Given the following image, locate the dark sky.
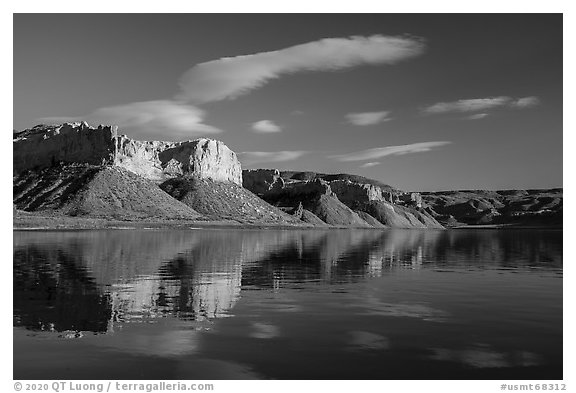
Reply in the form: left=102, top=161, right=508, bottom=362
left=13, top=14, right=562, bottom=191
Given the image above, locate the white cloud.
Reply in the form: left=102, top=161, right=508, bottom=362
left=423, top=97, right=512, bottom=114
left=239, top=151, right=307, bottom=165
left=38, top=100, right=221, bottom=140
left=467, top=113, right=489, bottom=120
left=176, top=35, right=425, bottom=103
left=511, top=96, right=541, bottom=108
left=37, top=35, right=425, bottom=139
left=345, top=111, right=392, bottom=126
left=331, top=141, right=451, bottom=162
left=423, top=96, right=541, bottom=115
left=360, top=162, right=381, bottom=168
left=251, top=120, right=282, bottom=133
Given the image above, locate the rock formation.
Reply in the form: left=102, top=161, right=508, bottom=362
left=421, top=189, right=563, bottom=227
left=159, top=177, right=302, bottom=225
left=242, top=169, right=444, bottom=229
left=14, top=122, right=242, bottom=185
left=242, top=169, right=285, bottom=195
left=13, top=164, right=201, bottom=220
left=14, top=122, right=559, bottom=228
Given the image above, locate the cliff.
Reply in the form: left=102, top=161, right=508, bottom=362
left=13, top=122, right=242, bottom=185
left=14, top=122, right=557, bottom=229
left=12, top=122, right=306, bottom=225
left=242, top=169, right=444, bottom=229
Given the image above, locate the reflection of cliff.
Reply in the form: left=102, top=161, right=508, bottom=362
left=13, top=229, right=562, bottom=334
left=13, top=246, right=112, bottom=332
left=13, top=230, right=304, bottom=332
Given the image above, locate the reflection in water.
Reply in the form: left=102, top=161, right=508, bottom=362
left=348, top=331, right=390, bottom=351
left=13, top=229, right=562, bottom=333
left=13, top=228, right=562, bottom=379
left=430, top=345, right=542, bottom=369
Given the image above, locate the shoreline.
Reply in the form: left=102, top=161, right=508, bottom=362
left=13, top=213, right=561, bottom=231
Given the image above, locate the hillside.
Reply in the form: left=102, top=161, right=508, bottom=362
left=159, top=177, right=304, bottom=225
left=14, top=164, right=201, bottom=220
left=421, top=189, right=562, bottom=227
left=243, top=170, right=444, bottom=229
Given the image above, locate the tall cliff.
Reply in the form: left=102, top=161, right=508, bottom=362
left=13, top=122, right=243, bottom=185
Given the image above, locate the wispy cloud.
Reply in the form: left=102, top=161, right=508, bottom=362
left=467, top=113, right=489, bottom=120
left=345, top=111, right=392, bottom=126
left=360, top=162, right=381, bottom=168
left=38, top=100, right=221, bottom=140
left=423, top=97, right=511, bottom=114
left=511, top=96, right=540, bottom=108
left=331, top=141, right=451, bottom=162
left=42, top=35, right=425, bottom=139
left=176, top=35, right=425, bottom=103
left=239, top=151, right=308, bottom=165
left=251, top=120, right=282, bottom=133
left=423, top=96, right=540, bottom=115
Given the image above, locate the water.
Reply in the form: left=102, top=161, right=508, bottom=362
left=13, top=228, right=562, bottom=379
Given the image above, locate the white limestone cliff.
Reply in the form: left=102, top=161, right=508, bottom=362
left=13, top=122, right=243, bottom=185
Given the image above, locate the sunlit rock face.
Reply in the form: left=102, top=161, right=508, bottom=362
left=115, top=136, right=242, bottom=184
left=329, top=180, right=389, bottom=204
left=13, top=122, right=116, bottom=173
left=13, top=122, right=243, bottom=185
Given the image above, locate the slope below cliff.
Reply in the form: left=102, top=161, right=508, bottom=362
left=14, top=164, right=201, bottom=220
left=159, top=177, right=304, bottom=225
left=243, top=169, right=444, bottom=229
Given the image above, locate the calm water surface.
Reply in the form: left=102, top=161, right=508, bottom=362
left=13, top=228, right=562, bottom=379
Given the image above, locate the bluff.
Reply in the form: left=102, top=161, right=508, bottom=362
left=13, top=122, right=242, bottom=184
left=242, top=169, right=444, bottom=229
left=13, top=122, right=299, bottom=225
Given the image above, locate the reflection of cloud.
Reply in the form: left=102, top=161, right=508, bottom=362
left=331, top=141, right=451, bottom=162
left=100, top=319, right=202, bottom=357
left=430, top=346, right=541, bottom=369
left=349, top=331, right=390, bottom=350
left=359, top=302, right=448, bottom=321
left=250, top=322, right=280, bottom=339
left=352, top=293, right=448, bottom=322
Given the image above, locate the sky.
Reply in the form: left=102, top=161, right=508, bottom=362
left=13, top=14, right=563, bottom=191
